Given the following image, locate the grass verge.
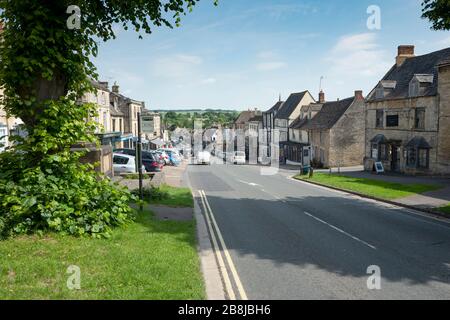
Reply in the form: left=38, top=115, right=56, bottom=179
left=437, top=204, right=450, bottom=215
left=295, top=173, right=441, bottom=200
left=0, top=208, right=204, bottom=300
left=150, top=185, right=194, bottom=208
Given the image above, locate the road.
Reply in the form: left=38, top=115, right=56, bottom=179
left=188, top=160, right=450, bottom=300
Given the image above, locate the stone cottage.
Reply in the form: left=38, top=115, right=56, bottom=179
left=364, top=45, right=450, bottom=175
left=300, top=91, right=366, bottom=168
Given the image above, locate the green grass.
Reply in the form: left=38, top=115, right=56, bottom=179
left=0, top=209, right=204, bottom=300
left=151, top=185, right=194, bottom=208
left=295, top=173, right=442, bottom=200
left=437, top=204, right=450, bottom=215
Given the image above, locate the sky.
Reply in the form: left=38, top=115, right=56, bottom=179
left=93, top=0, right=450, bottom=111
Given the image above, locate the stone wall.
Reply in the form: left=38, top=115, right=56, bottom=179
left=329, top=98, right=365, bottom=167
left=71, top=143, right=114, bottom=177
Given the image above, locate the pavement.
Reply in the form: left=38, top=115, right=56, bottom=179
left=188, top=161, right=450, bottom=300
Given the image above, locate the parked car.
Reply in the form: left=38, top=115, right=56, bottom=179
left=197, top=151, right=211, bottom=165
left=233, top=151, right=246, bottom=165
left=158, top=148, right=182, bottom=166
left=113, top=153, right=146, bottom=175
left=114, top=149, right=162, bottom=172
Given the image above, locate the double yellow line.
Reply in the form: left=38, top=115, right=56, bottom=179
left=198, top=190, right=248, bottom=300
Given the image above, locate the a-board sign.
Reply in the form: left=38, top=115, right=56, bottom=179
left=375, top=162, right=384, bottom=174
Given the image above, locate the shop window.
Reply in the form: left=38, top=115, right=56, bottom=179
left=379, top=144, right=388, bottom=161
left=407, top=148, right=417, bottom=167
left=418, top=148, right=429, bottom=169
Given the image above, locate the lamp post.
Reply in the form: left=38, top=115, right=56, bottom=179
left=137, top=112, right=144, bottom=211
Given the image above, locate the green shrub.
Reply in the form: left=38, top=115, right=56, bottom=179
left=0, top=151, right=136, bottom=239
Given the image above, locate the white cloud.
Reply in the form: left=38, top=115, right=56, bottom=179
left=256, top=61, right=287, bottom=71
left=201, top=78, right=217, bottom=85
left=257, top=50, right=277, bottom=60
left=327, top=33, right=391, bottom=77
left=151, top=54, right=203, bottom=79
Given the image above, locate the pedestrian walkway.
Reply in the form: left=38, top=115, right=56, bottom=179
left=164, top=160, right=188, bottom=187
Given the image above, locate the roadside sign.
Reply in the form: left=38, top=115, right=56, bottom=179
left=141, top=115, right=155, bottom=134
left=375, top=162, right=384, bottom=174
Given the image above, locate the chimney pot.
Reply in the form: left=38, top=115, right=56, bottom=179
left=319, top=90, right=325, bottom=103
left=112, top=83, right=119, bottom=93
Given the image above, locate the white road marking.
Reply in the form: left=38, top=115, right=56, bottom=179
left=198, top=190, right=236, bottom=300
left=201, top=190, right=249, bottom=300
left=237, top=179, right=260, bottom=187
left=303, top=211, right=377, bottom=250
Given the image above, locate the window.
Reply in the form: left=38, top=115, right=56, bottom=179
left=371, top=144, right=378, bottom=159
left=113, top=155, right=129, bottom=165
left=112, top=119, right=116, bottom=132
left=418, top=149, right=429, bottom=168
left=379, top=144, right=387, bottom=160
left=386, top=114, right=399, bottom=127
left=407, top=148, right=417, bottom=167
left=376, top=110, right=384, bottom=128
left=415, top=108, right=425, bottom=130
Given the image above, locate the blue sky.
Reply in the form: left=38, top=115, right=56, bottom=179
left=93, top=0, right=450, bottom=111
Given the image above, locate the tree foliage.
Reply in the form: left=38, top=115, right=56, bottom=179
left=422, top=0, right=450, bottom=30
left=0, top=0, right=212, bottom=238
left=164, top=111, right=238, bottom=130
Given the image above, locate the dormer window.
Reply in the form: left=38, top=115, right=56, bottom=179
left=409, top=74, right=433, bottom=98
left=375, top=80, right=397, bottom=99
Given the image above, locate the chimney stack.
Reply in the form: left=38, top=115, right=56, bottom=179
left=112, top=82, right=119, bottom=93
left=396, top=45, right=415, bottom=67
left=355, top=90, right=364, bottom=101
left=318, top=90, right=325, bottom=103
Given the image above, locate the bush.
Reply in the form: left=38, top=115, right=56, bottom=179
left=0, top=151, right=135, bottom=239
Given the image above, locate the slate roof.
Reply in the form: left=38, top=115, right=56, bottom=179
left=367, top=47, right=450, bottom=101
left=299, top=97, right=354, bottom=130
left=248, top=115, right=263, bottom=122
left=264, top=101, right=284, bottom=114
left=275, top=91, right=312, bottom=120
left=234, top=111, right=260, bottom=124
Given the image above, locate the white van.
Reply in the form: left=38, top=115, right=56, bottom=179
left=233, top=151, right=246, bottom=165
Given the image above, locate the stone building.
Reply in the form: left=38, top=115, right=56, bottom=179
left=364, top=45, right=450, bottom=175
left=109, top=83, right=145, bottom=148
left=0, top=89, right=24, bottom=151
left=233, top=109, right=261, bottom=131
left=300, top=91, right=366, bottom=168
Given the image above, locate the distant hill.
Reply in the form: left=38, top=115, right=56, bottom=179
left=155, top=109, right=238, bottom=114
